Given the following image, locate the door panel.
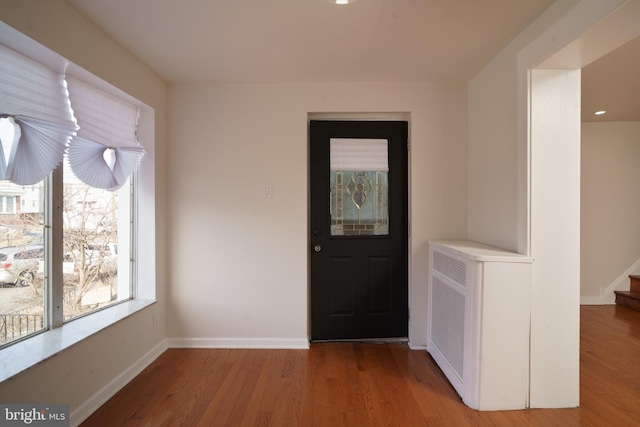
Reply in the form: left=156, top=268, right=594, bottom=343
left=368, top=256, right=392, bottom=314
left=310, top=120, right=408, bottom=341
left=329, top=257, right=354, bottom=315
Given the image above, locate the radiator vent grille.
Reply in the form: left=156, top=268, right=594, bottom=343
left=433, top=251, right=466, bottom=287
left=431, top=275, right=465, bottom=379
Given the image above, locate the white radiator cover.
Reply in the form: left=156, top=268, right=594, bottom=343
left=427, top=240, right=533, bottom=410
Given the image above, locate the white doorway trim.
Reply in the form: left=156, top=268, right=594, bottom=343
left=306, top=112, right=415, bottom=344
left=518, top=0, right=640, bottom=408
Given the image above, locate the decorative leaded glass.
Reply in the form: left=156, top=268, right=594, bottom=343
left=329, top=139, right=389, bottom=236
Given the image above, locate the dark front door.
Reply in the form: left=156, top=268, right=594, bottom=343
left=310, top=120, right=408, bottom=341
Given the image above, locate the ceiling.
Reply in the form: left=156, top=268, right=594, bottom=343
left=581, top=35, right=640, bottom=122
left=66, top=0, right=554, bottom=83
left=65, top=0, right=638, bottom=121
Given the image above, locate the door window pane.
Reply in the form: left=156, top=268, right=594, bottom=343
left=330, top=139, right=389, bottom=236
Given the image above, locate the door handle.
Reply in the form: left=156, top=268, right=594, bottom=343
left=314, top=245, right=322, bottom=252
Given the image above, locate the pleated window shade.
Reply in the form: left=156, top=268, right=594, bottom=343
left=330, top=138, right=389, bottom=171
left=66, top=77, right=144, bottom=191
left=0, top=44, right=145, bottom=190
left=0, top=44, right=77, bottom=185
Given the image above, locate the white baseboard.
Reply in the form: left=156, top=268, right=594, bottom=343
left=167, top=337, right=310, bottom=349
left=70, top=339, right=168, bottom=427
left=580, top=296, right=614, bottom=305
left=408, top=342, right=427, bottom=351
left=581, top=257, right=640, bottom=305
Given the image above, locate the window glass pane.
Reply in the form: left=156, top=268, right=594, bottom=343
left=62, top=159, right=131, bottom=321
left=330, top=139, right=389, bottom=236
left=0, top=118, right=45, bottom=346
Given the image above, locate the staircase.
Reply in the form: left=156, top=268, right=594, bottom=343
left=614, top=275, right=640, bottom=311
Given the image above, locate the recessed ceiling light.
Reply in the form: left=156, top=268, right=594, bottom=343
left=594, top=110, right=607, bottom=116
left=328, top=0, right=358, bottom=4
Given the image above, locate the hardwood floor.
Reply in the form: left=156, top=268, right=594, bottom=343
left=81, top=306, right=640, bottom=426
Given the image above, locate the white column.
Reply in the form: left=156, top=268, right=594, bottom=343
left=529, top=69, right=581, bottom=408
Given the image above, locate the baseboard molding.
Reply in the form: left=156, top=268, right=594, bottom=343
left=582, top=257, right=640, bottom=305
left=167, top=337, right=310, bottom=349
left=70, top=339, right=168, bottom=427
left=580, top=296, right=614, bottom=305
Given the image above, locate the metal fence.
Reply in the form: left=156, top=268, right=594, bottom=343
left=0, top=313, right=44, bottom=345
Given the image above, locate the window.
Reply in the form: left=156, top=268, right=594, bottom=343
left=0, top=36, right=145, bottom=349
left=0, top=120, right=46, bottom=344
left=0, top=119, right=133, bottom=347
left=62, top=158, right=132, bottom=322
left=5, top=195, right=14, bottom=214
left=330, top=138, right=389, bottom=236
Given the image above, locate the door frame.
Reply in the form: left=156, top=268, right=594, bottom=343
left=307, top=112, right=412, bottom=342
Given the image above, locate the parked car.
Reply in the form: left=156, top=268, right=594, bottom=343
left=65, top=242, right=118, bottom=281
left=0, top=242, right=118, bottom=286
left=0, top=245, right=44, bottom=286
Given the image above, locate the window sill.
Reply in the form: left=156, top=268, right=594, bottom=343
left=0, top=299, right=156, bottom=383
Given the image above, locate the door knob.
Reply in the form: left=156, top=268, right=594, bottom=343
left=314, top=245, right=322, bottom=252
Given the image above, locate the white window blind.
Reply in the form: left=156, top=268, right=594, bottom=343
left=66, top=77, right=144, bottom=191
left=0, top=44, right=77, bottom=185
left=330, top=138, right=389, bottom=171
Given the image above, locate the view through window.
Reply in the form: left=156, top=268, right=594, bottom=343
left=0, top=118, right=45, bottom=345
left=0, top=117, right=132, bottom=347
left=62, top=157, right=131, bottom=322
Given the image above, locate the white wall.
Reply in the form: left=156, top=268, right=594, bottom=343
left=582, top=122, right=640, bottom=302
left=467, top=0, right=586, bottom=253
left=467, top=48, right=521, bottom=252
left=0, top=0, right=168, bottom=422
left=167, top=82, right=468, bottom=348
